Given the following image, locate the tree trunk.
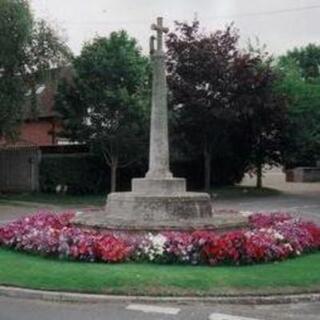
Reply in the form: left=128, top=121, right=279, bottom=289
left=110, top=164, right=117, bottom=193
left=256, top=162, right=263, bottom=189
left=204, top=147, right=211, bottom=192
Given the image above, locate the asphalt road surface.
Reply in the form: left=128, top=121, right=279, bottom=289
left=0, top=297, right=319, bottom=320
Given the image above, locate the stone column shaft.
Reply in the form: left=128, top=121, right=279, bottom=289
left=146, top=51, right=172, bottom=179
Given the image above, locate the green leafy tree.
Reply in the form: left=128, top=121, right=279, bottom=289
left=55, top=32, right=150, bottom=192
left=279, top=44, right=320, bottom=81
left=0, top=0, right=32, bottom=139
left=25, top=19, right=72, bottom=116
left=0, top=0, right=71, bottom=140
left=241, top=47, right=288, bottom=188
left=275, top=56, right=320, bottom=168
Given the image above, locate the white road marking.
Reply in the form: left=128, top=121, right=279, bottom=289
left=209, top=313, right=261, bottom=320
left=126, top=304, right=180, bottom=315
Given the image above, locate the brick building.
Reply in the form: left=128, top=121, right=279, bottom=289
left=1, top=67, right=72, bottom=148
left=0, top=68, right=79, bottom=192
left=20, top=79, right=62, bottom=146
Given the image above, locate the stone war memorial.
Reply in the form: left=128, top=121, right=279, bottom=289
left=75, top=17, right=247, bottom=231
left=1, top=5, right=320, bottom=316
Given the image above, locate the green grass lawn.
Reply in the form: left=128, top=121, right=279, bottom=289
left=0, top=193, right=105, bottom=207
left=210, top=186, right=281, bottom=200
left=0, top=186, right=280, bottom=208
left=0, top=248, right=319, bottom=296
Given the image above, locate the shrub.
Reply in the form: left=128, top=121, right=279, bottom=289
left=39, top=155, right=108, bottom=195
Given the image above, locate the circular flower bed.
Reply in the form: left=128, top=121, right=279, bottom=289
left=0, top=211, right=319, bottom=265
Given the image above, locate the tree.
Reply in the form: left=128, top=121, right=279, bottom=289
left=0, top=0, right=32, bottom=139
left=55, top=32, right=150, bottom=192
left=279, top=44, right=320, bottom=81
left=25, top=19, right=72, bottom=116
left=0, top=0, right=71, bottom=139
left=237, top=47, right=288, bottom=188
left=166, top=21, right=287, bottom=190
left=167, top=21, right=244, bottom=191
left=275, top=56, right=320, bottom=168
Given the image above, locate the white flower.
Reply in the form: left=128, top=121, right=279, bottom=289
left=187, top=245, right=193, bottom=252
left=141, top=233, right=167, bottom=261
left=284, top=243, right=293, bottom=251
left=245, top=231, right=253, bottom=238
left=274, top=232, right=284, bottom=241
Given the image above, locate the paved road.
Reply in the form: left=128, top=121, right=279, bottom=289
left=0, top=297, right=319, bottom=320
left=0, top=202, right=77, bottom=224
left=1, top=192, right=320, bottom=224
left=237, top=170, right=320, bottom=222
left=1, top=169, right=320, bottom=223
left=3, top=195, right=318, bottom=225
left=214, top=193, right=320, bottom=223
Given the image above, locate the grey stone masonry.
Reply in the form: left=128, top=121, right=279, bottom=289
left=132, top=178, right=186, bottom=195
left=106, top=192, right=212, bottom=221
left=146, top=17, right=171, bottom=179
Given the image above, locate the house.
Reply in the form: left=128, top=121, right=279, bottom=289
left=0, top=67, right=87, bottom=193
left=12, top=67, right=72, bottom=147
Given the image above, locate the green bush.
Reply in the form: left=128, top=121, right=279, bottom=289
left=172, top=157, right=245, bottom=189
left=39, top=155, right=108, bottom=195
left=39, top=152, right=244, bottom=195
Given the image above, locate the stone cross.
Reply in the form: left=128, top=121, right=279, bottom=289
left=146, top=17, right=172, bottom=179
left=151, top=17, right=169, bottom=52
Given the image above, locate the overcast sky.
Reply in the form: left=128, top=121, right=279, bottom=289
left=31, top=0, right=320, bottom=56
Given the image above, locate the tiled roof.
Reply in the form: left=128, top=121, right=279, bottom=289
left=23, top=67, right=73, bottom=120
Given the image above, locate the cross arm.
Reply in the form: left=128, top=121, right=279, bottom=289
left=151, top=24, right=169, bottom=33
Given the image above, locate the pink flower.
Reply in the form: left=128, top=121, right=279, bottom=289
left=0, top=211, right=319, bottom=265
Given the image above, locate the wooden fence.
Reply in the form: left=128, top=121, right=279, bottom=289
left=0, top=147, right=41, bottom=192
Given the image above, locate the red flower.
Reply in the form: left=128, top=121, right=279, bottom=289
left=95, top=235, right=132, bottom=262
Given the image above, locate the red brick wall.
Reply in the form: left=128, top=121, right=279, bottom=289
left=19, top=119, right=61, bottom=146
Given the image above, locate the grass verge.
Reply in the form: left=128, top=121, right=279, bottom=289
left=0, top=187, right=280, bottom=208
left=210, top=186, right=281, bottom=200
left=0, top=248, right=319, bottom=296
left=0, top=193, right=105, bottom=207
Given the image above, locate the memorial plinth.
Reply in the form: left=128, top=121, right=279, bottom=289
left=107, top=188, right=212, bottom=222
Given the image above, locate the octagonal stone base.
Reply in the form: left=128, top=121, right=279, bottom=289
left=73, top=210, right=249, bottom=232
left=106, top=191, right=212, bottom=221
left=72, top=177, right=248, bottom=231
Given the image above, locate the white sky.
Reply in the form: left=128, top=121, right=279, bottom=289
left=31, top=0, right=320, bottom=56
